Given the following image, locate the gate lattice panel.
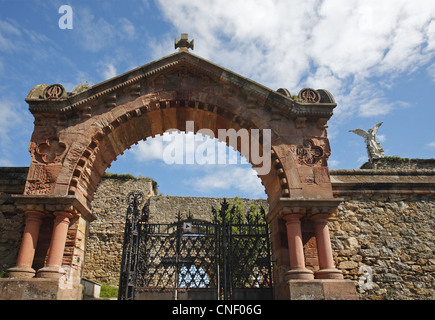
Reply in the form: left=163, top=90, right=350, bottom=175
left=119, top=194, right=273, bottom=300
left=136, top=218, right=219, bottom=299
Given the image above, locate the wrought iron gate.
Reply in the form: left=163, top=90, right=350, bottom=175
left=118, top=191, right=146, bottom=300
left=119, top=193, right=273, bottom=300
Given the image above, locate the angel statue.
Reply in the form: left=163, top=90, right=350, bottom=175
left=349, top=122, right=385, bottom=161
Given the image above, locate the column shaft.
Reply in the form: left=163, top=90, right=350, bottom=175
left=37, top=212, right=72, bottom=278
left=313, top=217, right=343, bottom=279
left=283, top=215, right=314, bottom=280
left=314, top=219, right=335, bottom=269
left=285, top=217, right=306, bottom=269
left=8, top=212, right=45, bottom=278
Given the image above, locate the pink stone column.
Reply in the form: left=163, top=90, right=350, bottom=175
left=7, top=211, right=45, bottom=278
left=283, top=214, right=314, bottom=280
left=313, top=217, right=343, bottom=279
left=37, top=211, right=73, bottom=278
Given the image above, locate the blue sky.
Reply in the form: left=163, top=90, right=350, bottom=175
left=0, top=0, right=434, bottom=199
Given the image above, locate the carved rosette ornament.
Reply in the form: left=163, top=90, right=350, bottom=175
left=296, top=139, right=324, bottom=165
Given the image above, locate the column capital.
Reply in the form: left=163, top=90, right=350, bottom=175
left=309, top=204, right=340, bottom=221
left=12, top=194, right=97, bottom=222
left=53, top=211, right=74, bottom=220
left=24, top=210, right=47, bottom=220
left=310, top=214, right=331, bottom=222
left=281, top=207, right=306, bottom=221
left=283, top=216, right=303, bottom=224
left=267, top=198, right=343, bottom=222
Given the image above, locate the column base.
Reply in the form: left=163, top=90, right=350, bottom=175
left=285, top=268, right=314, bottom=280
left=7, top=266, right=36, bottom=278
left=37, top=266, right=66, bottom=279
left=287, top=279, right=358, bottom=300
left=315, top=268, right=344, bottom=280
left=0, top=278, right=83, bottom=300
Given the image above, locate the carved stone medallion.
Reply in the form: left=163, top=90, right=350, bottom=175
left=44, top=84, right=65, bottom=100
left=36, top=139, right=67, bottom=163
left=296, top=139, right=324, bottom=165
left=298, top=88, right=320, bottom=103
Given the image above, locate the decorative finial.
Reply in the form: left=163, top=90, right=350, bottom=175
left=349, top=122, right=385, bottom=161
left=175, top=33, right=194, bottom=52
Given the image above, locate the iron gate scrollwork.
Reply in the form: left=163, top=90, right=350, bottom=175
left=119, top=196, right=273, bottom=300
left=118, top=191, right=148, bottom=300
left=215, top=200, right=273, bottom=300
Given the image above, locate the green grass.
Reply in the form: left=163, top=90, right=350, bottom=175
left=102, top=172, right=159, bottom=194
left=103, top=172, right=140, bottom=180
left=100, top=285, right=119, bottom=298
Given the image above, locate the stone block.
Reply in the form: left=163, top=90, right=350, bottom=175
left=81, top=278, right=101, bottom=299
left=287, top=279, right=358, bottom=300
left=0, top=278, right=83, bottom=300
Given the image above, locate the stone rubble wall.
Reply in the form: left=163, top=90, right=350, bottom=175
left=331, top=194, right=434, bottom=300
left=81, top=175, right=434, bottom=300
left=360, top=158, right=435, bottom=170
left=0, top=168, right=27, bottom=275
left=1, top=166, right=434, bottom=300
left=146, top=195, right=268, bottom=224
left=81, top=177, right=156, bottom=283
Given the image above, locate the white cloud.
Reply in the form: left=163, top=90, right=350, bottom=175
left=75, top=9, right=138, bottom=52
left=184, top=166, right=265, bottom=198
left=428, top=62, right=435, bottom=82
left=377, top=135, right=386, bottom=143
left=99, top=62, right=117, bottom=80
left=131, top=132, right=249, bottom=165
left=358, top=96, right=410, bottom=118
left=358, top=98, right=394, bottom=117
left=131, top=137, right=165, bottom=162
left=0, top=18, right=52, bottom=58
left=0, top=158, right=13, bottom=166
left=129, top=134, right=265, bottom=197
left=75, top=8, right=117, bottom=52
left=155, top=0, right=435, bottom=120
left=0, top=98, right=32, bottom=166
left=427, top=142, right=435, bottom=148
left=0, top=99, right=24, bottom=146
left=327, top=159, right=340, bottom=168
left=0, top=19, right=22, bottom=52
left=119, top=18, right=136, bottom=40
left=357, top=155, right=368, bottom=164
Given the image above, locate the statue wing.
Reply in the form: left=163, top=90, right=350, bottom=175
left=372, top=122, right=383, bottom=135
left=349, top=129, right=368, bottom=138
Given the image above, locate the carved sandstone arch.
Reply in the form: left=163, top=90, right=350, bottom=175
left=9, top=50, right=353, bottom=299
left=24, top=52, right=336, bottom=207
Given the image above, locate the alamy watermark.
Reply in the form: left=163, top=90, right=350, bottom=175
left=160, top=121, right=271, bottom=175
left=59, top=5, right=73, bottom=30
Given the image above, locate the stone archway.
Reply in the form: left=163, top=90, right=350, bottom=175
left=6, top=37, right=356, bottom=299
